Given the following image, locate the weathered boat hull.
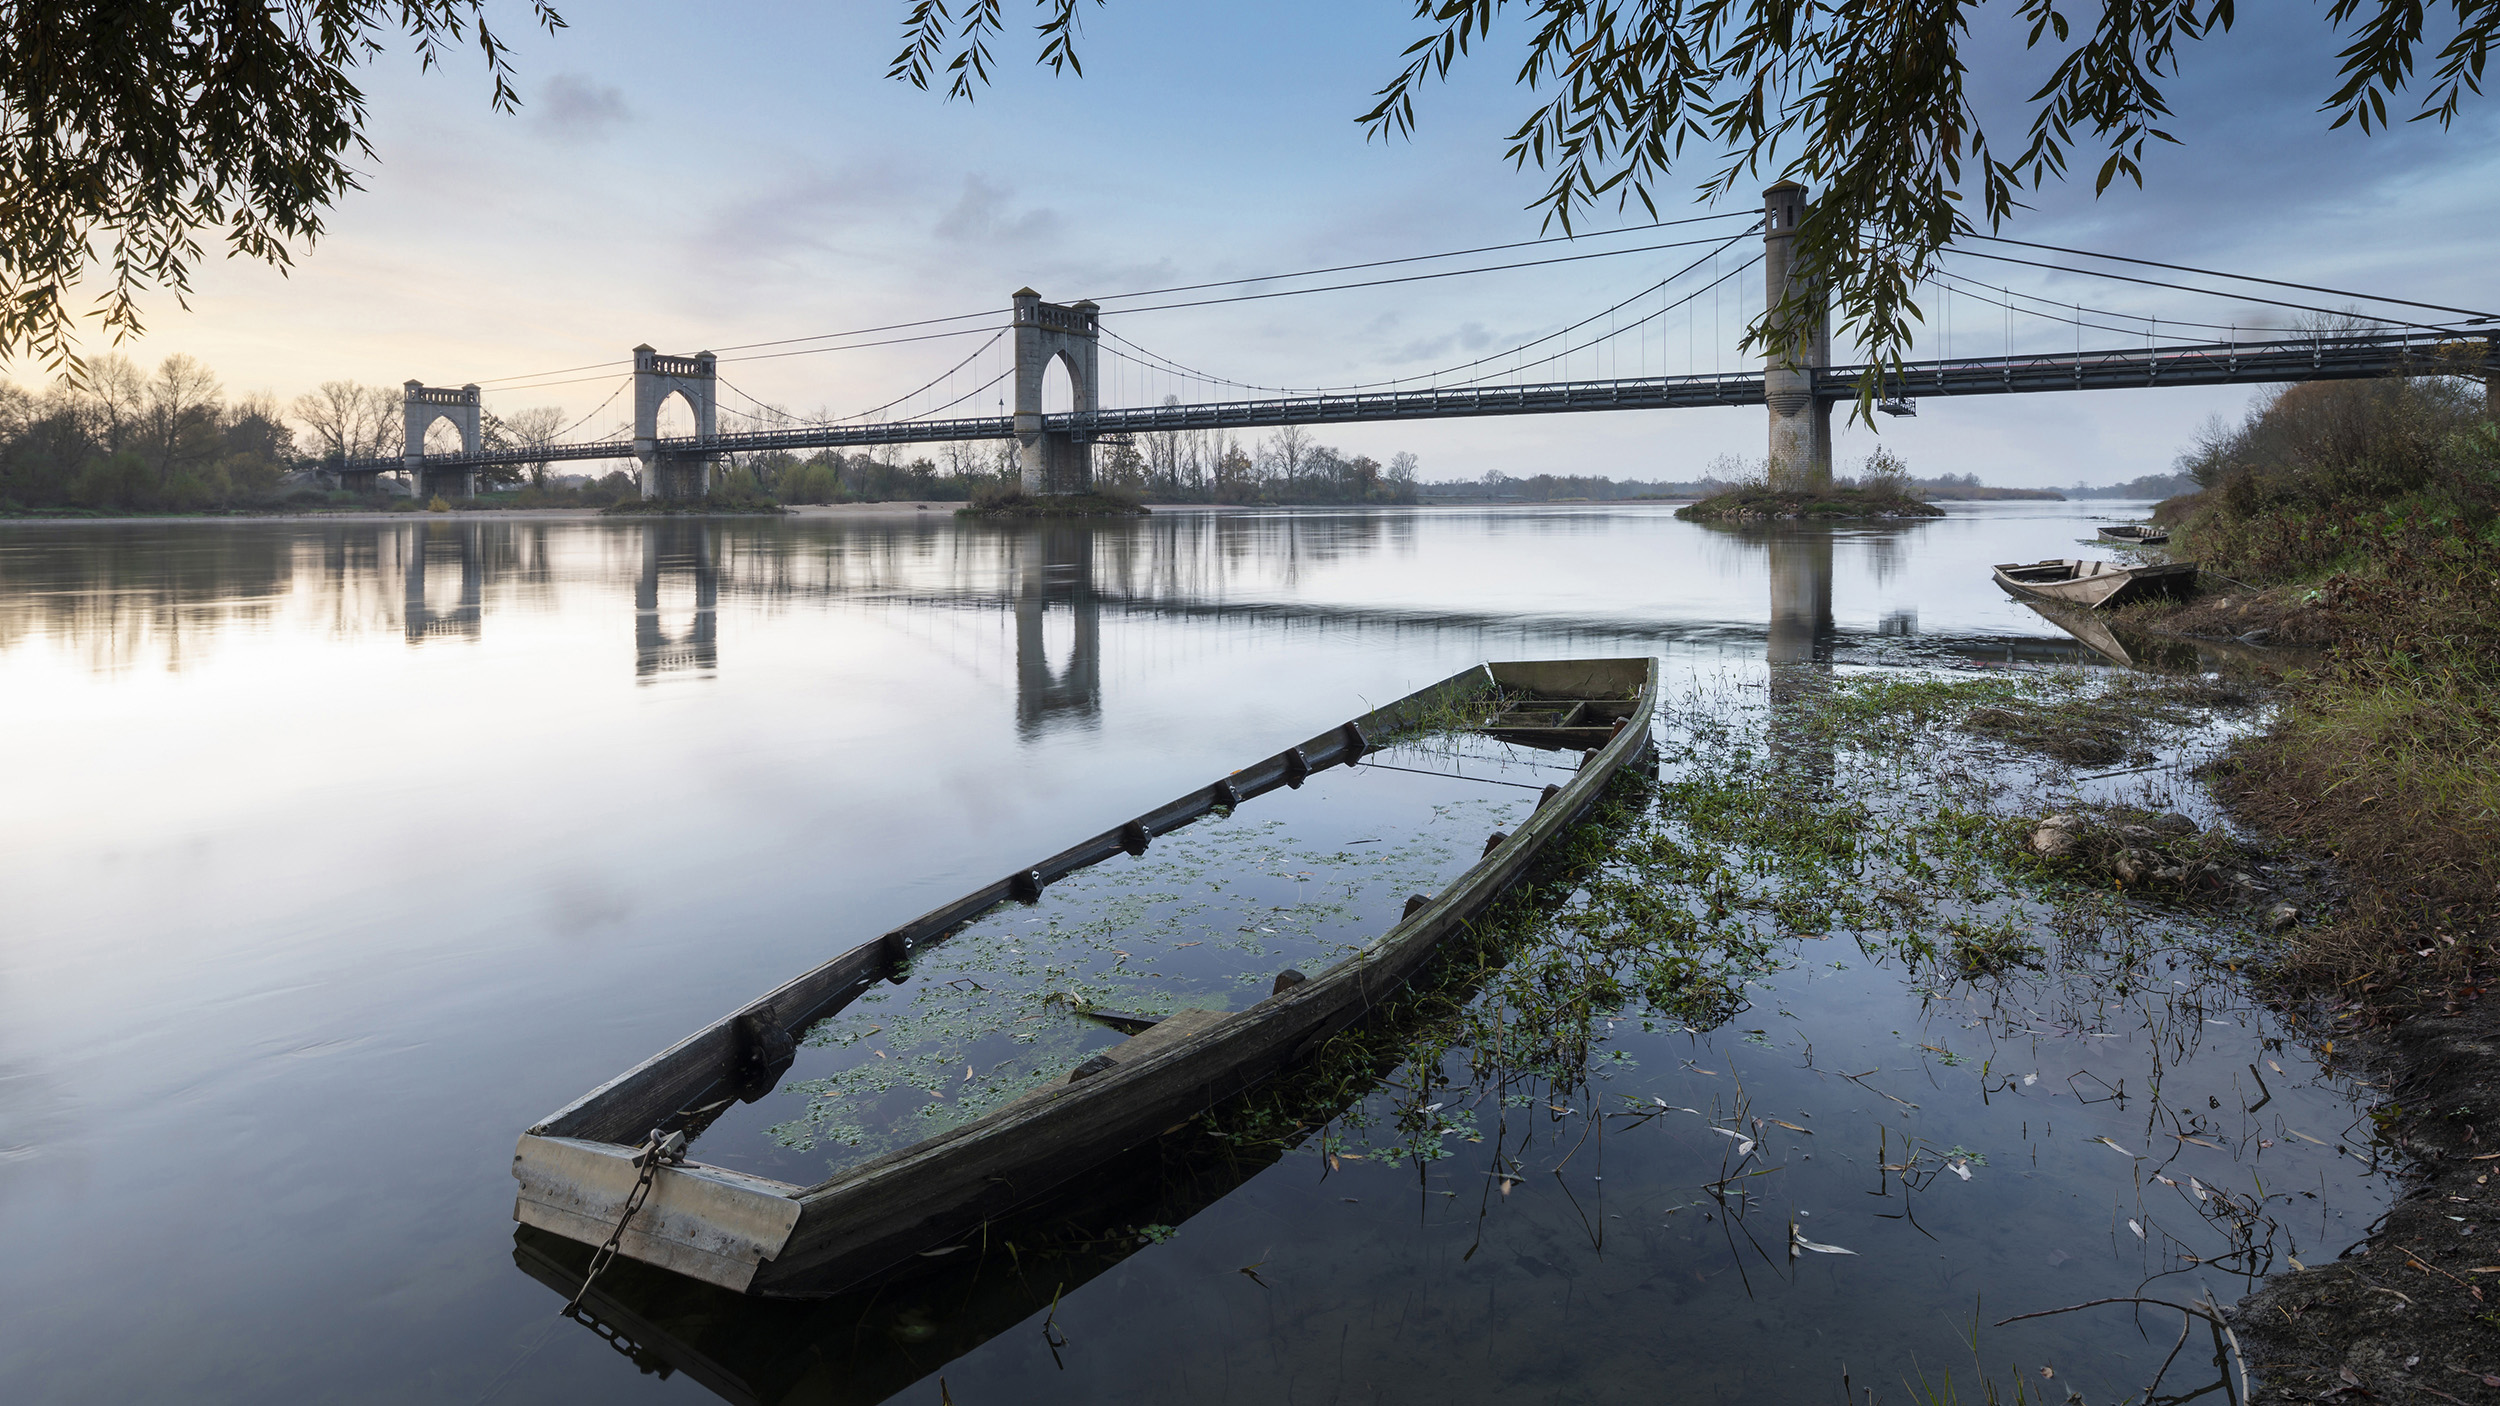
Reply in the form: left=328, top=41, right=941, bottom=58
left=515, top=658, right=1657, bottom=1297
left=2097, top=524, right=2170, bottom=545
left=1992, top=558, right=2197, bottom=609
left=2018, top=600, right=2138, bottom=667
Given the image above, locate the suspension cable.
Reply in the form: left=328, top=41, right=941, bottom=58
left=829, top=329, right=1007, bottom=422
left=1098, top=251, right=1766, bottom=398
left=463, top=214, right=1754, bottom=388
left=1098, top=226, right=1760, bottom=396
left=1923, top=268, right=2234, bottom=341
left=1968, top=235, right=2498, bottom=323
left=1093, top=231, right=1765, bottom=319
left=1941, top=248, right=2458, bottom=333
left=539, top=379, right=632, bottom=441
left=1080, top=210, right=1753, bottom=305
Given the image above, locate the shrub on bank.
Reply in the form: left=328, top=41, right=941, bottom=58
left=958, top=482, right=1149, bottom=518
left=1674, top=483, right=1944, bottom=522
left=2158, top=375, right=2500, bottom=1005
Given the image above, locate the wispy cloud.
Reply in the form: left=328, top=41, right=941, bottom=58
left=936, top=176, right=1061, bottom=247
left=532, top=75, right=631, bottom=139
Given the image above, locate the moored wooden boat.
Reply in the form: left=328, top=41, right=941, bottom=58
left=2096, top=523, right=2170, bottom=545
left=513, top=657, right=1658, bottom=1298
left=1992, top=557, right=2197, bottom=609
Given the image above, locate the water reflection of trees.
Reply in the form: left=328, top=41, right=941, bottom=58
left=3, top=511, right=2094, bottom=692
left=0, top=521, right=581, bottom=672
left=0, top=526, right=302, bottom=672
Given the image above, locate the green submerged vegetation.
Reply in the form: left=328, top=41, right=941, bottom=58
left=738, top=664, right=2367, bottom=1402
left=778, top=663, right=2303, bottom=1176
left=768, top=792, right=1519, bottom=1159
left=1209, top=668, right=2295, bottom=1170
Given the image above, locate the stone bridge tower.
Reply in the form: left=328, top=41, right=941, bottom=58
left=1762, top=182, right=1834, bottom=490
left=632, top=346, right=720, bottom=500
left=1011, top=290, right=1100, bottom=495
left=403, top=383, right=483, bottom=499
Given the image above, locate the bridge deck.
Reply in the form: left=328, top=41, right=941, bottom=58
left=345, top=331, right=2486, bottom=473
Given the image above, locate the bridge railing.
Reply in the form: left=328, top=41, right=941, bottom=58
left=337, top=329, right=2481, bottom=472
left=1840, top=328, right=2483, bottom=399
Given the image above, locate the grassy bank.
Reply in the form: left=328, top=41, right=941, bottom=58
left=2128, top=376, right=2500, bottom=1009
left=2105, top=373, right=2500, bottom=1405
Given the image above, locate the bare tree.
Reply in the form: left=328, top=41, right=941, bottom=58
left=1269, top=424, right=1311, bottom=491
left=72, top=354, right=148, bottom=454
left=292, top=381, right=400, bottom=464
left=489, top=404, right=567, bottom=488
left=143, top=354, right=223, bottom=482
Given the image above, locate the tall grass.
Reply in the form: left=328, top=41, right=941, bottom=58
left=2169, top=374, right=2500, bottom=1000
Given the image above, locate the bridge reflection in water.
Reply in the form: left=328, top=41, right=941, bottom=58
left=635, top=521, right=719, bottom=681
left=1013, top=524, right=1102, bottom=736
left=402, top=521, right=484, bottom=643
left=1763, top=526, right=1839, bottom=790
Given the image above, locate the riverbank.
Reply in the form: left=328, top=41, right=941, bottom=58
left=2107, top=377, right=2500, bottom=1401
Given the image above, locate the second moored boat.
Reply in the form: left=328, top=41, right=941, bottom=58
left=1992, top=557, right=2198, bottom=609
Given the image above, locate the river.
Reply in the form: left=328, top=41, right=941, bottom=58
left=0, top=503, right=2388, bottom=1403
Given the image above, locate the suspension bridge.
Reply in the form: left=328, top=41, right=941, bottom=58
left=341, top=182, right=2495, bottom=501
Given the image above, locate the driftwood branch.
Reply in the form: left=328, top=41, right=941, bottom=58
left=1995, top=1293, right=2252, bottom=1405
left=1993, top=1295, right=2224, bottom=1328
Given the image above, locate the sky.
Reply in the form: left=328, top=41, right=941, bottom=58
left=20, top=0, right=2499, bottom=487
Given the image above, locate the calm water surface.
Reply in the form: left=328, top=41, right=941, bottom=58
left=0, top=504, right=2386, bottom=1402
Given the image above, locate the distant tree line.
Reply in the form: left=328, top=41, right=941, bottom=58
left=1, top=355, right=296, bottom=511
left=2064, top=471, right=2201, bottom=500
left=0, top=357, right=590, bottom=513
left=0, top=353, right=1432, bottom=514
left=1097, top=418, right=1418, bottom=505
left=719, top=414, right=1421, bottom=507
left=1421, top=460, right=2222, bottom=503
left=1419, top=469, right=1724, bottom=502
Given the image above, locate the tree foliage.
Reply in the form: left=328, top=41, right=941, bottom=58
left=0, top=1, right=566, bottom=375
left=890, top=0, right=2493, bottom=398
left=0, top=352, right=303, bottom=510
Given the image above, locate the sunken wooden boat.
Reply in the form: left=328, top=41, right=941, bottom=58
left=1992, top=557, right=2198, bottom=609
left=2096, top=523, right=2170, bottom=545
left=514, top=657, right=1658, bottom=1297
